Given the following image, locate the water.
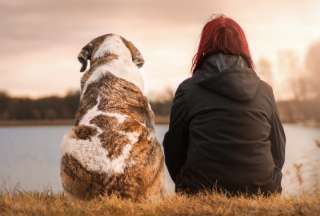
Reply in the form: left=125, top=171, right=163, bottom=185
left=0, top=124, right=319, bottom=195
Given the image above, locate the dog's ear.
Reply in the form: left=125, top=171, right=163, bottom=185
left=121, top=37, right=144, bottom=68
left=78, top=43, right=94, bottom=72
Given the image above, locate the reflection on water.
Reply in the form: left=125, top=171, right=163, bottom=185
left=0, top=124, right=319, bottom=195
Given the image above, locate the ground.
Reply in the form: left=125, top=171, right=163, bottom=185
left=1, top=191, right=320, bottom=216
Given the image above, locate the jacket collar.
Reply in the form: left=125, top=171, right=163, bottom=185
left=194, top=53, right=260, bottom=101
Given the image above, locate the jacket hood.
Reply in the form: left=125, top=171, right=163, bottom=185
left=194, top=53, right=260, bottom=101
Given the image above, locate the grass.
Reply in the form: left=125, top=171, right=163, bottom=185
left=1, top=191, right=320, bottom=216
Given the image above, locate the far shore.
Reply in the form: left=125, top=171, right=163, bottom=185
left=0, top=116, right=170, bottom=127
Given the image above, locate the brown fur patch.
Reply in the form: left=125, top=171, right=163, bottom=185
left=90, top=115, right=131, bottom=159
left=96, top=73, right=152, bottom=125
left=90, top=53, right=119, bottom=70
left=74, top=125, right=97, bottom=140
left=80, top=69, right=94, bottom=91
left=61, top=154, right=108, bottom=200
left=78, top=34, right=113, bottom=72
left=120, top=36, right=144, bottom=67
left=61, top=152, right=163, bottom=201
left=75, top=82, right=100, bottom=125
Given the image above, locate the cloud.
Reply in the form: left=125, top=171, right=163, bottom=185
left=1, top=0, right=320, bottom=97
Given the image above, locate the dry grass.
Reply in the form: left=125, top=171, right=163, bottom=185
left=1, top=191, right=320, bottom=216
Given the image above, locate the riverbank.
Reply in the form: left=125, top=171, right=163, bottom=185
left=1, top=192, right=319, bottom=216
left=1, top=118, right=320, bottom=128
left=0, top=116, right=170, bottom=127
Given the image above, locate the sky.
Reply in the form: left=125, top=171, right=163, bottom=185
left=1, top=0, right=320, bottom=99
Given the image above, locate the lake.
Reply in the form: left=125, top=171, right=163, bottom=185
left=0, top=124, right=319, bottom=196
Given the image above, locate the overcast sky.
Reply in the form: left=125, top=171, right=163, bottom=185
left=1, top=0, right=320, bottom=98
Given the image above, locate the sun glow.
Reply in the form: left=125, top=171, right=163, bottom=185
left=1, top=0, right=320, bottom=100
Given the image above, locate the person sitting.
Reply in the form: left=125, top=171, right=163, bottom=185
left=163, top=15, right=286, bottom=196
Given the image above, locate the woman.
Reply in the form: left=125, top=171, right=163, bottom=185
left=163, top=15, right=286, bottom=196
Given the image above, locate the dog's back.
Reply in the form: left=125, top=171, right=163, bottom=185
left=60, top=34, right=165, bottom=200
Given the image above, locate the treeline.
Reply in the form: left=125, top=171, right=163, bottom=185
left=277, top=97, right=320, bottom=125
left=0, top=91, right=79, bottom=120
left=0, top=91, right=172, bottom=120
left=0, top=90, right=319, bottom=125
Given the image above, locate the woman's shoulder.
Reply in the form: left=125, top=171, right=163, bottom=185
left=176, top=77, right=197, bottom=92
left=172, top=78, right=194, bottom=105
left=258, top=80, right=275, bottom=99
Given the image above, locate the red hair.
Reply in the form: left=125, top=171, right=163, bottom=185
left=191, top=15, right=254, bottom=74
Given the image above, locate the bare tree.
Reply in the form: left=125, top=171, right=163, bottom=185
left=257, top=58, right=273, bottom=87
left=305, top=40, right=320, bottom=98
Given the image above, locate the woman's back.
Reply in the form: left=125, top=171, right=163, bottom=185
left=163, top=15, right=285, bottom=196
left=170, top=53, right=283, bottom=194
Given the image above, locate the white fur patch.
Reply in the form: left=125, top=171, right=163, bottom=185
left=93, top=34, right=131, bottom=60
left=61, top=96, right=139, bottom=175
left=81, top=34, right=144, bottom=98
left=79, top=98, right=105, bottom=130
left=104, top=112, right=128, bottom=124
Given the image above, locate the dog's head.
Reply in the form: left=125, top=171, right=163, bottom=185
left=77, top=34, right=144, bottom=72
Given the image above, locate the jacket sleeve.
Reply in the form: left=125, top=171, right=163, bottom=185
left=163, top=84, right=189, bottom=183
left=270, top=92, right=286, bottom=171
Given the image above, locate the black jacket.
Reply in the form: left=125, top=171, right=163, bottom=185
left=163, top=53, right=286, bottom=195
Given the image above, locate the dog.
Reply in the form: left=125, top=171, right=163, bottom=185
left=60, top=34, right=165, bottom=201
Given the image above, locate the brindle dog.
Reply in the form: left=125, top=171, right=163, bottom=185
left=60, top=34, right=165, bottom=201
